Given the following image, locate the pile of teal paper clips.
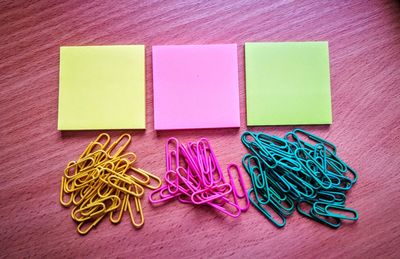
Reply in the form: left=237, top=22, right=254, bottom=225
left=241, top=129, right=358, bottom=228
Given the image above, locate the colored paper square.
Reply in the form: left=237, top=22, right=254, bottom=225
left=245, top=42, right=332, bottom=125
left=58, top=45, right=145, bottom=130
left=152, top=44, right=240, bottom=130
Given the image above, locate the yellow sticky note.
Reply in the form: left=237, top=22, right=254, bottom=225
left=58, top=45, right=146, bottom=130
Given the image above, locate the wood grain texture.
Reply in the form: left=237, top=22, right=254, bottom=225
left=0, top=0, right=399, bottom=258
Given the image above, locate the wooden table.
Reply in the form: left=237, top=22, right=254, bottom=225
left=1, top=1, right=399, bottom=258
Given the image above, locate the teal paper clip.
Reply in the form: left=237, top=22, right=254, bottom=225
left=248, top=188, right=286, bottom=228
left=241, top=129, right=359, bottom=229
left=313, top=202, right=359, bottom=221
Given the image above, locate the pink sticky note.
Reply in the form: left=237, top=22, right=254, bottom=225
left=152, top=44, right=240, bottom=130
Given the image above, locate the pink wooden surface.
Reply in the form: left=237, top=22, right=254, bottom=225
left=1, top=0, right=399, bottom=258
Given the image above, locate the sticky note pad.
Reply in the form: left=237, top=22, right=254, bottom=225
left=245, top=42, right=332, bottom=125
left=152, top=44, right=240, bottom=130
left=58, top=45, right=145, bottom=130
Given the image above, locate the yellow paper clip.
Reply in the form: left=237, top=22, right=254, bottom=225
left=110, top=191, right=128, bottom=224
left=131, top=167, right=162, bottom=190
left=59, top=176, right=74, bottom=207
left=126, top=185, right=144, bottom=228
left=59, top=133, right=161, bottom=235
left=106, top=134, right=131, bottom=158
left=77, top=214, right=106, bottom=235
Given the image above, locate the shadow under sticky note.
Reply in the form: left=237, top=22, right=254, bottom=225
left=245, top=42, right=332, bottom=126
left=152, top=44, right=240, bottom=130
left=58, top=45, right=145, bottom=130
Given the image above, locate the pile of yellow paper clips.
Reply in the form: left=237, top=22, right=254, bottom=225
left=59, top=133, right=161, bottom=235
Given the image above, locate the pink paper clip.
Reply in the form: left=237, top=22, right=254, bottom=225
left=199, top=138, right=224, bottom=184
left=196, top=140, right=214, bottom=188
left=208, top=196, right=241, bottom=218
left=180, top=144, right=201, bottom=177
left=227, top=163, right=250, bottom=212
left=148, top=137, right=249, bottom=219
left=191, top=183, right=232, bottom=205
left=164, top=170, right=180, bottom=195
left=149, top=186, right=178, bottom=204
left=166, top=137, right=180, bottom=171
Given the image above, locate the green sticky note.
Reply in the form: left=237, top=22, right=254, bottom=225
left=58, top=45, right=146, bottom=130
left=245, top=42, right=332, bottom=126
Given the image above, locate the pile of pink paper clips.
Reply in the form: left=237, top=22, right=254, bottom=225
left=149, top=137, right=249, bottom=218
